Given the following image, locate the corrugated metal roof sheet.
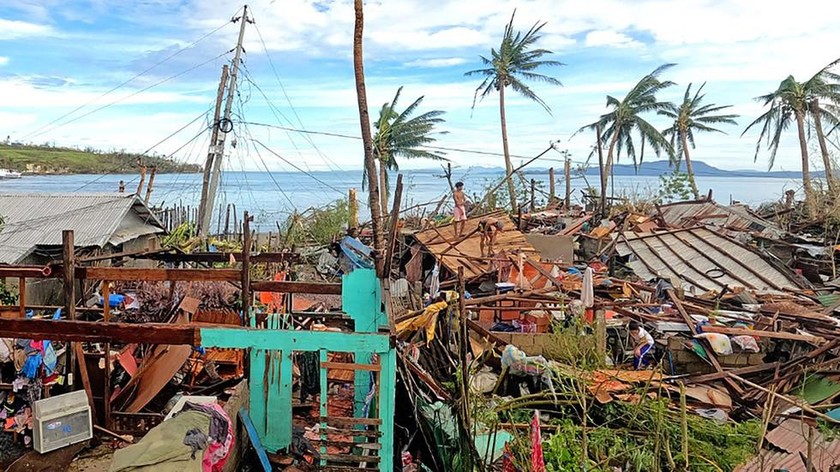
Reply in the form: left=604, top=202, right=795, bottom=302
left=658, top=200, right=784, bottom=238
left=615, top=227, right=802, bottom=293
left=764, top=418, right=840, bottom=472
left=735, top=449, right=806, bottom=472
left=414, top=211, right=538, bottom=280
left=0, top=193, right=163, bottom=263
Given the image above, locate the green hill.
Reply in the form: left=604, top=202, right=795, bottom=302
left=0, top=143, right=201, bottom=174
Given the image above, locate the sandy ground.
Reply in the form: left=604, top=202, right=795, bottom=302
left=68, top=444, right=116, bottom=472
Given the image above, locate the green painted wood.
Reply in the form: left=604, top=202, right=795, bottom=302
left=378, top=349, right=396, bottom=472
left=319, top=350, right=328, bottom=468
left=199, top=327, right=390, bottom=352
left=342, top=269, right=386, bottom=332
left=249, top=348, right=268, bottom=440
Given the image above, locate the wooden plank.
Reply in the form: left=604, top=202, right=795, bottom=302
left=320, top=416, right=382, bottom=426
left=700, top=325, right=826, bottom=344
left=76, top=267, right=240, bottom=282
left=0, top=318, right=200, bottom=345
left=74, top=343, right=97, bottom=422
left=18, top=277, right=25, bottom=319
left=141, top=252, right=300, bottom=263
left=239, top=408, right=272, bottom=472
left=668, top=290, right=744, bottom=395
left=322, top=427, right=382, bottom=438
left=321, top=362, right=381, bottom=372
left=251, top=280, right=342, bottom=295
left=310, top=439, right=381, bottom=449
left=678, top=362, right=780, bottom=384
left=321, top=453, right=381, bottom=463
left=0, top=266, right=58, bottom=278
left=199, top=327, right=390, bottom=353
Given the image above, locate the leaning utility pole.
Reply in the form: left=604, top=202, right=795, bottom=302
left=197, top=64, right=229, bottom=235
left=198, top=6, right=250, bottom=238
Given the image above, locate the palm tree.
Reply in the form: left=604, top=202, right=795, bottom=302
left=352, top=0, right=385, bottom=275
left=742, top=59, right=840, bottom=211
left=579, top=64, right=676, bottom=212
left=465, top=11, right=563, bottom=212
left=661, top=83, right=739, bottom=199
left=367, top=87, right=447, bottom=213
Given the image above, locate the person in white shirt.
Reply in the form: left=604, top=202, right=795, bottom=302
left=629, top=320, right=654, bottom=369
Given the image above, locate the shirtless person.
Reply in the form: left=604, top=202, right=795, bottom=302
left=453, top=182, right=467, bottom=237
left=479, top=217, right=504, bottom=257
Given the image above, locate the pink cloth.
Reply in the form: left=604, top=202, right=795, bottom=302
left=453, top=204, right=467, bottom=221
left=531, top=410, right=545, bottom=472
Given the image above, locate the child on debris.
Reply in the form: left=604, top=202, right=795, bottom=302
left=479, top=218, right=504, bottom=257
left=629, top=320, right=654, bottom=370
left=453, top=182, right=467, bottom=238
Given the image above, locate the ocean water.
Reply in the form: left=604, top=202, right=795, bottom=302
left=0, top=169, right=804, bottom=230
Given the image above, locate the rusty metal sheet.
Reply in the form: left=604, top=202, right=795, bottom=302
left=735, top=450, right=806, bottom=472
left=764, top=418, right=840, bottom=471
left=615, top=227, right=802, bottom=293
left=414, top=211, right=538, bottom=280
left=658, top=200, right=784, bottom=238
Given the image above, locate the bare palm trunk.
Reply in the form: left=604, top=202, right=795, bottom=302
left=498, top=85, right=518, bottom=212
left=600, top=127, right=620, bottom=213
left=681, top=133, right=700, bottom=199
left=795, top=110, right=814, bottom=214
left=353, top=0, right=385, bottom=276
left=811, top=99, right=835, bottom=194
left=379, top=159, right=389, bottom=224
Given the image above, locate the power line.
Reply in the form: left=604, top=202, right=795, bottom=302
left=20, top=17, right=235, bottom=142
left=251, top=139, right=348, bottom=197
left=28, top=53, right=228, bottom=142
left=241, top=121, right=581, bottom=162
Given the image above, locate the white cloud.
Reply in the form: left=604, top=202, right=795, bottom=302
left=0, top=18, right=54, bottom=40
left=0, top=57, right=8, bottom=66
left=404, top=57, right=467, bottom=68
left=0, top=77, right=209, bottom=108
left=584, top=30, right=642, bottom=49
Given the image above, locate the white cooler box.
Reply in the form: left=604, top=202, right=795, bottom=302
left=33, top=390, right=92, bottom=453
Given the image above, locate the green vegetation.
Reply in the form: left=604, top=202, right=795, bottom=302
left=580, top=64, right=676, bottom=212
left=743, top=58, right=840, bottom=212
left=466, top=11, right=563, bottom=213
left=0, top=281, right=17, bottom=305
left=661, top=83, right=740, bottom=199
left=371, top=86, right=447, bottom=214
left=279, top=198, right=350, bottom=246
left=0, top=143, right=200, bottom=174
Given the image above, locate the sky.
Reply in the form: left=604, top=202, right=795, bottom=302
left=1, top=0, right=838, bottom=175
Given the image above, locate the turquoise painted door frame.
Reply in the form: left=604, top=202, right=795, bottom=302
left=199, top=326, right=394, bottom=471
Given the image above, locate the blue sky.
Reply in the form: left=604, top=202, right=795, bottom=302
left=1, top=0, right=838, bottom=174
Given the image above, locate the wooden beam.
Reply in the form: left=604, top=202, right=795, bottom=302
left=242, top=212, right=253, bottom=325
left=76, top=267, right=240, bottom=282
left=668, top=290, right=744, bottom=395
left=0, top=318, right=200, bottom=345
left=139, top=252, right=300, bottom=264
left=63, top=230, right=76, bottom=387
left=677, top=362, right=780, bottom=385
left=0, top=266, right=58, bottom=279
left=74, top=343, right=97, bottom=422
left=700, top=325, right=826, bottom=344
left=251, top=281, right=342, bottom=295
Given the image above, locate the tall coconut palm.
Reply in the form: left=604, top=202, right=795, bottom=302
left=579, top=64, right=676, bottom=212
left=661, top=82, right=739, bottom=199
left=465, top=11, right=563, bottom=212
left=366, top=87, right=447, bottom=213
left=742, top=59, right=840, bottom=211
left=352, top=0, right=384, bottom=275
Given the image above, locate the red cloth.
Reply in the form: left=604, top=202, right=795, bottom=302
left=501, top=442, right=516, bottom=472
left=531, top=410, right=545, bottom=472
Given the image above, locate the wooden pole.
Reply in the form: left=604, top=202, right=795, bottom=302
left=198, top=64, right=230, bottom=236
left=564, top=157, right=571, bottom=209
left=349, top=188, right=358, bottom=228
left=135, top=161, right=146, bottom=197
left=384, top=175, right=404, bottom=278
left=530, top=178, right=536, bottom=212
left=594, top=308, right=606, bottom=363
left=63, top=230, right=76, bottom=387
left=224, top=204, right=231, bottom=237
left=458, top=266, right=469, bottom=431
left=144, top=166, right=157, bottom=205
left=102, top=281, right=111, bottom=428
left=242, top=211, right=253, bottom=326
left=18, top=277, right=25, bottom=318
left=549, top=167, right=555, bottom=202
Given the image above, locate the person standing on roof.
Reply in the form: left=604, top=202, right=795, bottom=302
left=453, top=181, right=467, bottom=238
left=629, top=320, right=654, bottom=369
left=479, top=217, right=504, bottom=257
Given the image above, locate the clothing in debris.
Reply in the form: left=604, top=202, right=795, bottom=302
left=183, top=428, right=209, bottom=460
left=298, top=351, right=321, bottom=402
left=180, top=402, right=228, bottom=445
left=581, top=267, right=594, bottom=308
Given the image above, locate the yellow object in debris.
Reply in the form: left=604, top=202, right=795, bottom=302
left=396, top=300, right=450, bottom=345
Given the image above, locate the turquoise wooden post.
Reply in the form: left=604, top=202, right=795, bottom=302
left=377, top=348, right=397, bottom=472
left=342, top=269, right=387, bottom=419
left=319, top=350, right=328, bottom=468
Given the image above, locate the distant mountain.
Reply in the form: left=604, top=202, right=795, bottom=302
left=565, top=160, right=819, bottom=178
